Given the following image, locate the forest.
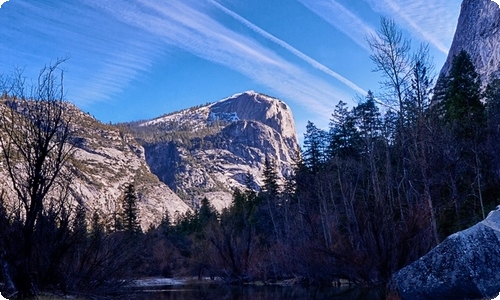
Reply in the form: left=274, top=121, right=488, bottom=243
left=1, top=18, right=500, bottom=298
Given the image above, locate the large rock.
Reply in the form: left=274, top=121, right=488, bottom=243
left=392, top=207, right=500, bottom=300
left=439, top=0, right=500, bottom=84
left=129, top=91, right=300, bottom=209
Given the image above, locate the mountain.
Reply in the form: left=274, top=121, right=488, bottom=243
left=0, top=91, right=299, bottom=228
left=126, top=91, right=300, bottom=210
left=0, top=100, right=191, bottom=230
left=68, top=107, right=191, bottom=228
left=439, top=0, right=500, bottom=83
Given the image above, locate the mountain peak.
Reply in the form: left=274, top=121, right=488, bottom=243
left=209, top=91, right=296, bottom=141
left=218, top=90, right=258, bottom=102
left=129, top=92, right=299, bottom=209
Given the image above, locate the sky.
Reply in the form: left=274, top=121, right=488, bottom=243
left=0, top=0, right=462, bottom=136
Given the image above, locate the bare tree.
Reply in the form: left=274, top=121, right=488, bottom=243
left=368, top=17, right=411, bottom=113
left=0, top=59, right=74, bottom=298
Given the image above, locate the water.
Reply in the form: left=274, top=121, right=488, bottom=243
left=122, top=284, right=385, bottom=300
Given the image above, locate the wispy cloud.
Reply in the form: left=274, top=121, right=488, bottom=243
left=364, top=0, right=461, bottom=54
left=68, top=44, right=160, bottom=105
left=82, top=0, right=355, bottom=118
left=208, top=0, right=367, bottom=96
left=2, top=0, right=365, bottom=120
left=0, top=0, right=163, bottom=106
left=296, top=0, right=377, bottom=51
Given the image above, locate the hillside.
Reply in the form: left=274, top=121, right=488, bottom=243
left=0, top=100, right=191, bottom=230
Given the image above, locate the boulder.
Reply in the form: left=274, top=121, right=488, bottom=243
left=392, top=207, right=500, bottom=300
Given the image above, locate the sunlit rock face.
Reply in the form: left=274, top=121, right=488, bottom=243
left=439, top=0, right=500, bottom=83
left=0, top=101, right=191, bottom=230
left=131, top=91, right=300, bottom=210
left=0, top=91, right=299, bottom=229
left=67, top=107, right=191, bottom=230
left=392, top=207, right=500, bottom=300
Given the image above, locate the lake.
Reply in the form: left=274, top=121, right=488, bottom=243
left=122, top=283, right=385, bottom=300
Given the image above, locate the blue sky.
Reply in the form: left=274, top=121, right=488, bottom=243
left=0, top=0, right=461, bottom=135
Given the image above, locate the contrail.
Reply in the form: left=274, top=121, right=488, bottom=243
left=207, top=0, right=367, bottom=96
left=296, top=0, right=377, bottom=51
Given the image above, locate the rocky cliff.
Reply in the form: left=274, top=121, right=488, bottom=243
left=439, top=0, right=500, bottom=83
left=127, top=91, right=300, bottom=210
left=0, top=101, right=191, bottom=230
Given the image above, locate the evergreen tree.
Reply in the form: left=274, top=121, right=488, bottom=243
left=442, top=50, right=484, bottom=138
left=159, top=210, right=172, bottom=236
left=262, top=157, right=280, bottom=198
left=90, top=210, right=105, bottom=240
left=121, top=183, right=141, bottom=234
left=354, top=91, right=382, bottom=152
left=328, top=100, right=359, bottom=159
left=303, top=121, right=327, bottom=173
left=73, top=202, right=87, bottom=241
left=198, top=197, right=217, bottom=229
left=439, top=50, right=487, bottom=224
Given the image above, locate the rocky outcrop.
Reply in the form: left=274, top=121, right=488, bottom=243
left=439, top=0, right=500, bottom=84
left=209, top=92, right=297, bottom=149
left=391, top=207, right=500, bottom=300
left=130, top=91, right=300, bottom=209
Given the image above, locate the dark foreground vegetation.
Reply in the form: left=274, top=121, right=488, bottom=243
left=1, top=18, right=500, bottom=299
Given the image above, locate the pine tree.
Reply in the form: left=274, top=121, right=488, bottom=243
left=354, top=91, right=382, bottom=152
left=440, top=50, right=487, bottom=222
left=73, top=202, right=87, bottom=241
left=198, top=197, right=217, bottom=229
left=328, top=100, right=359, bottom=159
left=303, top=121, right=327, bottom=173
left=121, top=183, right=141, bottom=234
left=442, top=50, right=484, bottom=138
left=90, top=210, right=105, bottom=240
left=159, top=210, right=172, bottom=235
left=262, top=157, right=280, bottom=198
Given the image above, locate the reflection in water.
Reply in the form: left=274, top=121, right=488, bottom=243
left=123, top=284, right=384, bottom=300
